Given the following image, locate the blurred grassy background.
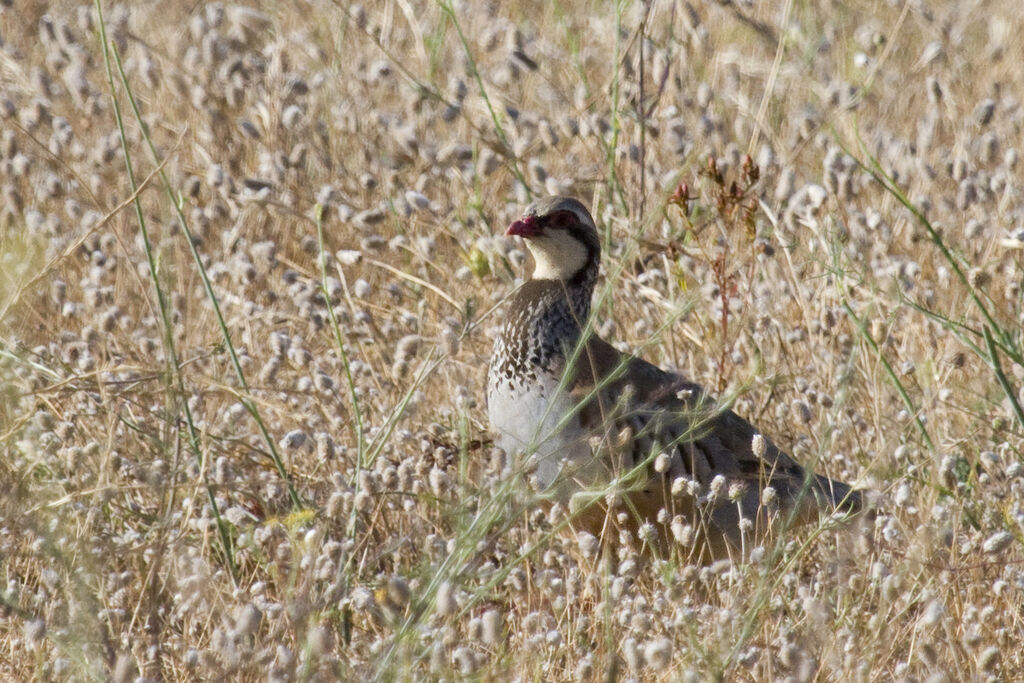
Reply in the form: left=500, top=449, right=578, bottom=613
left=1, top=0, right=1023, bottom=679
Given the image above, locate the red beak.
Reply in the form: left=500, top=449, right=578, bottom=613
left=506, top=215, right=542, bottom=238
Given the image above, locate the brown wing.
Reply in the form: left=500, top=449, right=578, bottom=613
left=566, top=334, right=860, bottom=553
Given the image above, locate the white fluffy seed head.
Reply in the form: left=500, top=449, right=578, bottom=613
left=386, top=576, right=411, bottom=608
left=24, top=619, right=46, bottom=645
left=281, top=105, right=303, bottom=129
left=435, top=581, right=457, bottom=616
left=404, top=189, right=430, bottom=210
left=671, top=517, right=693, bottom=547
left=654, top=452, right=671, bottom=473
left=979, top=646, right=1000, bottom=672
left=643, top=638, right=673, bottom=671
left=280, top=429, right=307, bottom=450
left=983, top=531, right=1013, bottom=555
left=234, top=603, right=262, bottom=636
left=452, top=646, right=476, bottom=674
left=576, top=530, right=599, bottom=557
left=709, top=475, right=726, bottom=499
left=751, top=433, right=767, bottom=459
left=481, top=608, right=502, bottom=644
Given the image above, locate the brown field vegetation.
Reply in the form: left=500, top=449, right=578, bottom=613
left=2, top=0, right=1024, bottom=680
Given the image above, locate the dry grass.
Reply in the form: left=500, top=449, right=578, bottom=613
left=2, top=0, right=1024, bottom=680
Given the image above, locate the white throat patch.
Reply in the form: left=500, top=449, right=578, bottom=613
left=528, top=231, right=589, bottom=281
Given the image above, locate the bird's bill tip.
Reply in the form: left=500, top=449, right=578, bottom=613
left=507, top=215, right=542, bottom=238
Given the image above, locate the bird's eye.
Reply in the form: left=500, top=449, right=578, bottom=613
left=549, top=211, right=572, bottom=229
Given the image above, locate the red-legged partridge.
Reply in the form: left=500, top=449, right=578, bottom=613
left=487, top=196, right=861, bottom=559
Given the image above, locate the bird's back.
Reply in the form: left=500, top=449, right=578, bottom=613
left=564, top=335, right=862, bottom=558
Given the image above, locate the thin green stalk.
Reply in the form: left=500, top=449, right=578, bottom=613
left=841, top=122, right=1024, bottom=436
left=377, top=206, right=713, bottom=676
left=106, top=39, right=303, bottom=511
left=842, top=301, right=934, bottom=450
left=636, top=4, right=647, bottom=221
left=438, top=0, right=530, bottom=193
left=900, top=296, right=987, bottom=359
left=605, top=0, right=629, bottom=219
left=314, top=205, right=368, bottom=551
left=722, top=340, right=866, bottom=671
left=318, top=204, right=452, bottom=600
left=314, top=205, right=366, bottom=463
left=365, top=352, right=444, bottom=464
left=843, top=124, right=1023, bottom=366
left=94, top=1, right=238, bottom=579
left=983, top=325, right=1024, bottom=429
left=0, top=347, right=62, bottom=381
left=334, top=0, right=455, bottom=111
left=724, top=514, right=850, bottom=671
left=899, top=297, right=1024, bottom=433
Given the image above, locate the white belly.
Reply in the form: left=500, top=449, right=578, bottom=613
left=487, top=372, right=590, bottom=492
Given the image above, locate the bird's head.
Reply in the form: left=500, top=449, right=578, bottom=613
left=506, top=196, right=600, bottom=282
